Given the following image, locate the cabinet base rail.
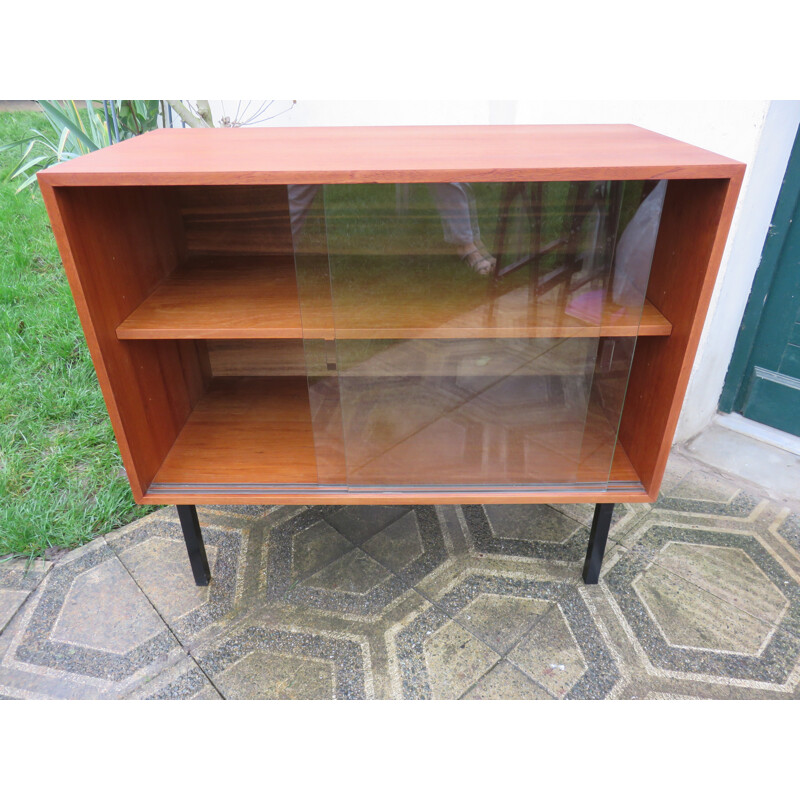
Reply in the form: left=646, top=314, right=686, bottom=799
left=176, top=501, right=615, bottom=587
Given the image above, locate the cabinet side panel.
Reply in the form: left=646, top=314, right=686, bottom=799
left=619, top=176, right=743, bottom=496
left=45, top=185, right=206, bottom=498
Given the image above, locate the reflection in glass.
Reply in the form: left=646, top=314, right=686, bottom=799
left=292, top=180, right=667, bottom=489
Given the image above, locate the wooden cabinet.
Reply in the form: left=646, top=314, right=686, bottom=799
left=38, top=124, right=744, bottom=583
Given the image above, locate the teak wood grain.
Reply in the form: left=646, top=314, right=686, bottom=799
left=153, top=377, right=318, bottom=486
left=178, top=185, right=294, bottom=256
left=39, top=125, right=743, bottom=185
left=38, top=184, right=207, bottom=499
left=619, top=175, right=744, bottom=498
left=117, top=256, right=306, bottom=339
left=116, top=255, right=672, bottom=340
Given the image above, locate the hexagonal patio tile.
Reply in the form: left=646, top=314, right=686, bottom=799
left=8, top=540, right=182, bottom=687
left=454, top=594, right=550, bottom=653
left=51, top=558, right=164, bottom=654
left=391, top=572, right=619, bottom=699
left=507, top=605, right=589, bottom=697
left=420, top=616, right=501, bottom=700
left=462, top=503, right=591, bottom=562
left=263, top=506, right=445, bottom=617
left=107, top=517, right=250, bottom=642
left=633, top=565, right=777, bottom=655
left=655, top=472, right=762, bottom=518
left=462, top=660, right=553, bottom=700
left=648, top=542, right=789, bottom=633
left=324, top=505, right=448, bottom=586
left=605, top=524, right=800, bottom=685
left=197, top=624, right=370, bottom=699
left=0, top=559, right=50, bottom=634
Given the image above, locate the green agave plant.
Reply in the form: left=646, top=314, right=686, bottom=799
left=1, top=100, right=161, bottom=192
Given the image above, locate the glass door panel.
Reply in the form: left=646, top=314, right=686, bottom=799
left=289, top=184, right=347, bottom=486
left=314, top=180, right=666, bottom=489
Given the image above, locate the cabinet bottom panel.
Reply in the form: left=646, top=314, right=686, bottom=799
left=145, top=375, right=645, bottom=501
left=152, top=376, right=319, bottom=486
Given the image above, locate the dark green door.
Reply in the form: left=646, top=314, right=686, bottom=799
left=720, top=126, right=800, bottom=435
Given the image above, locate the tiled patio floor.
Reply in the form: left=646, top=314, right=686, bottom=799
left=2, top=450, right=800, bottom=700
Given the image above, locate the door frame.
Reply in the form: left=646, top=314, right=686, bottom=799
left=719, top=126, right=800, bottom=414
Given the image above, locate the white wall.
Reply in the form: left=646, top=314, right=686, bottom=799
left=196, top=100, right=799, bottom=442
left=674, top=100, right=800, bottom=440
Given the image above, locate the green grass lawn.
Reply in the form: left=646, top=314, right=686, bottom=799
left=0, top=110, right=152, bottom=560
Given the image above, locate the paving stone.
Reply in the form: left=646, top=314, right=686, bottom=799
left=51, top=557, right=164, bottom=654
left=0, top=590, right=30, bottom=634
left=422, top=620, right=500, bottom=700
left=122, top=537, right=214, bottom=620
left=634, top=565, right=775, bottom=655
left=485, top=504, right=585, bottom=544
left=265, top=506, right=446, bottom=618
left=462, top=660, right=553, bottom=700
left=126, top=657, right=222, bottom=700
left=453, top=594, right=550, bottom=653
left=0, top=559, right=51, bottom=634
left=391, top=567, right=619, bottom=699
left=304, top=549, right=392, bottom=594
left=508, top=605, right=588, bottom=698
left=7, top=447, right=800, bottom=701
left=604, top=534, right=800, bottom=687
left=197, top=623, right=369, bottom=700
left=342, top=506, right=449, bottom=587
left=653, top=541, right=788, bottom=628
left=391, top=603, right=498, bottom=700
left=324, top=505, right=412, bottom=546
left=462, top=503, right=591, bottom=562
left=655, top=472, right=762, bottom=518
left=292, top=520, right=352, bottom=578
left=360, top=512, right=424, bottom=573
left=0, top=606, right=110, bottom=699
left=7, top=540, right=183, bottom=688
left=107, top=516, right=256, bottom=645
left=216, top=651, right=336, bottom=700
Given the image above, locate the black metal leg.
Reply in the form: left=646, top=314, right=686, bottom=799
left=582, top=503, right=614, bottom=585
left=177, top=505, right=211, bottom=586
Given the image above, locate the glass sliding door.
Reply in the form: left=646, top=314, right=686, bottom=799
left=296, top=179, right=666, bottom=491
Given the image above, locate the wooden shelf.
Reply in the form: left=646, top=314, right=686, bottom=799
left=118, top=255, right=672, bottom=341
left=149, top=375, right=640, bottom=492
left=152, top=377, right=318, bottom=486
left=117, top=256, right=304, bottom=340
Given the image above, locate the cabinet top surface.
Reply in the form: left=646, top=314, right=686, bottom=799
left=38, top=124, right=745, bottom=186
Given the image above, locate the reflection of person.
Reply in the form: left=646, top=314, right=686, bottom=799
left=612, top=180, right=667, bottom=306
left=427, top=183, right=496, bottom=275
left=288, top=183, right=498, bottom=275
left=288, top=184, right=320, bottom=239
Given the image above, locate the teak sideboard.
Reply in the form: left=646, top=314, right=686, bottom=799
left=37, top=124, right=745, bottom=586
